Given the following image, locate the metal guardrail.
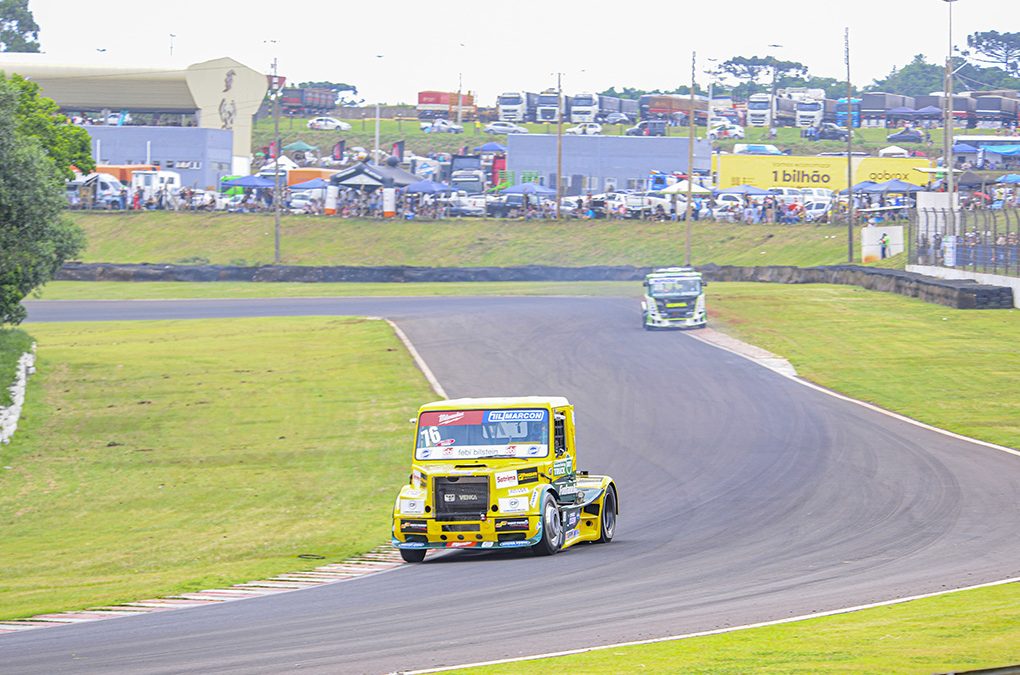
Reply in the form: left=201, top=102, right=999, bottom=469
left=910, top=208, right=1020, bottom=278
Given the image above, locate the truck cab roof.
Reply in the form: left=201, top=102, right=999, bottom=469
left=419, top=396, right=571, bottom=412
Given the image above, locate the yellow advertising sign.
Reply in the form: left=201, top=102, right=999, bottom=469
left=716, top=155, right=933, bottom=191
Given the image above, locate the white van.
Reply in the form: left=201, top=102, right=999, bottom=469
left=131, top=170, right=181, bottom=201
left=768, top=187, right=804, bottom=203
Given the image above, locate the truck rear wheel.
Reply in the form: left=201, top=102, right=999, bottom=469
left=400, top=548, right=427, bottom=563
left=533, top=493, right=563, bottom=556
left=596, top=487, right=617, bottom=543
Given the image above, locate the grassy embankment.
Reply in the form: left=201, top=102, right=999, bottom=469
left=0, top=317, right=434, bottom=619
left=0, top=329, right=33, bottom=407
left=68, top=211, right=857, bottom=268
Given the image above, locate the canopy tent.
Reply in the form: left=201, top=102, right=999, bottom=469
left=404, top=179, right=454, bottom=194
left=221, top=175, right=275, bottom=188
left=473, top=141, right=507, bottom=153
left=886, top=106, right=917, bottom=116
left=861, top=179, right=924, bottom=194
left=956, top=171, right=986, bottom=188
left=952, top=143, right=979, bottom=154
left=283, top=140, right=318, bottom=153
left=330, top=161, right=419, bottom=189
left=878, top=145, right=910, bottom=158
left=984, top=144, right=1020, bottom=157
left=289, top=177, right=330, bottom=190
left=914, top=105, right=943, bottom=116
left=656, top=180, right=711, bottom=195
left=996, top=173, right=1020, bottom=184
left=501, top=182, right=557, bottom=196
left=717, top=184, right=771, bottom=196
left=838, top=180, right=878, bottom=195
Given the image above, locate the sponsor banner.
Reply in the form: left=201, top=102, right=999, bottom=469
left=400, top=499, right=425, bottom=515
left=495, top=517, right=530, bottom=531
left=419, top=410, right=484, bottom=427
left=717, top=155, right=933, bottom=191
left=400, top=520, right=428, bottom=533
left=495, top=470, right=519, bottom=488
left=499, top=496, right=529, bottom=513
left=484, top=409, right=547, bottom=423
left=516, top=467, right=539, bottom=485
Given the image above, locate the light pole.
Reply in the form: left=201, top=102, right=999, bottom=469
left=555, top=72, right=563, bottom=220
left=373, top=54, right=383, bottom=165
left=169, top=34, right=176, bottom=58
left=845, top=27, right=854, bottom=263
left=271, top=54, right=282, bottom=265
left=944, top=0, right=959, bottom=233
left=767, top=44, right=783, bottom=132
left=685, top=50, right=696, bottom=266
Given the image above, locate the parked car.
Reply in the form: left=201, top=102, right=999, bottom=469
left=816, top=123, right=849, bottom=141
left=565, top=122, right=603, bottom=136
left=708, top=123, right=744, bottom=140
left=484, top=121, right=529, bottom=135
left=604, top=112, right=631, bottom=125
left=625, top=120, right=667, bottom=136
left=446, top=196, right=486, bottom=217
left=887, top=128, right=923, bottom=143
left=307, top=116, right=352, bottom=131
left=803, top=199, right=833, bottom=222
left=421, top=119, right=464, bottom=134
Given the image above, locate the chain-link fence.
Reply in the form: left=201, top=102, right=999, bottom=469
left=910, top=208, right=1020, bottom=278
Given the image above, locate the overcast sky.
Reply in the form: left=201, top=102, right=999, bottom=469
left=29, top=0, right=1019, bottom=104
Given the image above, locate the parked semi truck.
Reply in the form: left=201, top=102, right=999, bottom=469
left=417, top=90, right=477, bottom=121
left=795, top=99, right=836, bottom=127
left=570, top=93, right=624, bottom=123
left=497, top=91, right=538, bottom=122
left=536, top=89, right=569, bottom=123
left=746, top=93, right=796, bottom=127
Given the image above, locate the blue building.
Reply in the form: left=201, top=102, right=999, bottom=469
left=83, top=125, right=234, bottom=189
left=506, top=134, right=711, bottom=195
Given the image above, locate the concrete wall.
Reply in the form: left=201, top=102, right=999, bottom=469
left=84, top=126, right=233, bottom=189
left=507, top=134, right=711, bottom=195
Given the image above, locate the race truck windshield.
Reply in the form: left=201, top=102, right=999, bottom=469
left=648, top=277, right=701, bottom=296
left=415, top=409, right=549, bottom=460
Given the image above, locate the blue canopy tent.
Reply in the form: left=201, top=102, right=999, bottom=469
left=289, top=177, right=330, bottom=190
left=871, top=179, right=924, bottom=193
left=404, top=180, right=454, bottom=194
left=716, top=185, right=771, bottom=196
left=996, top=173, right=1020, bottom=184
left=221, top=175, right=275, bottom=189
left=838, top=180, right=878, bottom=195
left=474, top=141, right=507, bottom=153
left=914, top=105, right=943, bottom=117
left=985, top=144, right=1020, bottom=157
left=502, top=182, right=557, bottom=196
left=952, top=143, right=979, bottom=154
left=886, top=106, right=917, bottom=117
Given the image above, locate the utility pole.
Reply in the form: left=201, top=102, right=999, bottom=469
left=555, top=72, right=563, bottom=220
left=685, top=51, right=696, bottom=266
left=169, top=33, right=175, bottom=58
left=845, top=28, right=854, bottom=263
left=457, top=72, right=463, bottom=125
left=272, top=56, right=282, bottom=265
left=945, top=0, right=958, bottom=234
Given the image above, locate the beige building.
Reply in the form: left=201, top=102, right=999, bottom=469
left=0, top=54, right=266, bottom=175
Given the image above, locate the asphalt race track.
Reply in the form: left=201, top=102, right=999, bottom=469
left=6, top=296, right=1020, bottom=674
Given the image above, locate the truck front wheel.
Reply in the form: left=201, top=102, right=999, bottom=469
left=533, top=494, right=563, bottom=556
left=400, top=548, right=427, bottom=563
left=596, top=487, right=617, bottom=543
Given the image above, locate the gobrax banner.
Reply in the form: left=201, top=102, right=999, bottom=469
left=717, top=156, right=933, bottom=190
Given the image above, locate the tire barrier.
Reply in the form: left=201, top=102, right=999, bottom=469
left=55, top=263, right=1014, bottom=310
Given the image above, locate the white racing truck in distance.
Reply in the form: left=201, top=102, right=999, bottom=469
left=641, top=267, right=707, bottom=330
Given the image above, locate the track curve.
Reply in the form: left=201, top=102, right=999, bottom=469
left=7, top=296, right=1020, bottom=674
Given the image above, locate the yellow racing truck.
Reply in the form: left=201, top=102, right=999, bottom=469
left=392, top=396, right=618, bottom=563
left=641, top=266, right=707, bottom=329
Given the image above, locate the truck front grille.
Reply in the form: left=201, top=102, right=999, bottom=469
left=434, top=476, right=489, bottom=521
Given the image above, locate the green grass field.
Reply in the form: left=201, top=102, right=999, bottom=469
left=465, top=581, right=1020, bottom=674
left=68, top=211, right=857, bottom=267
left=0, top=329, right=33, bottom=407
left=0, top=317, right=433, bottom=619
